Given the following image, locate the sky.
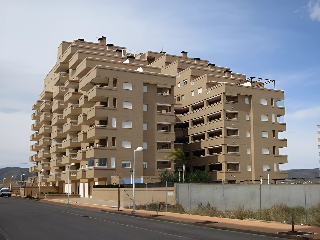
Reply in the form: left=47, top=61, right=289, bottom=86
left=0, top=0, right=319, bottom=170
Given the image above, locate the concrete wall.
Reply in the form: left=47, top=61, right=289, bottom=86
left=176, top=184, right=320, bottom=211
left=23, top=186, right=59, bottom=198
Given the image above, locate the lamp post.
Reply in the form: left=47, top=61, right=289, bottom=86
left=68, top=163, right=75, bottom=205
left=132, top=146, right=143, bottom=214
left=20, top=174, right=25, bottom=197
left=3, top=178, right=6, bottom=188
left=38, top=169, right=44, bottom=199
left=267, top=169, right=270, bottom=184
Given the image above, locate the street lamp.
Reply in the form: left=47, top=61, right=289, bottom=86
left=68, top=163, right=75, bottom=205
left=3, top=178, right=6, bottom=188
left=20, top=174, right=25, bottom=198
left=38, top=169, right=44, bottom=199
left=132, top=146, right=143, bottom=214
left=267, top=169, right=270, bottom=184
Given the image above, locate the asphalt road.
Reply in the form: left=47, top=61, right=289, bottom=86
left=0, top=197, right=281, bottom=240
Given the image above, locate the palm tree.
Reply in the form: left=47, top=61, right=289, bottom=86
left=168, top=148, right=187, bottom=183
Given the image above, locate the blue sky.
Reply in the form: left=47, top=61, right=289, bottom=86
left=0, top=0, right=319, bottom=170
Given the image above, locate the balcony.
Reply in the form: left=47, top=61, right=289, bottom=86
left=78, top=113, right=95, bottom=125
left=29, top=166, right=37, bottom=173
left=85, top=147, right=116, bottom=159
left=87, top=125, right=116, bottom=140
left=53, top=72, right=68, bottom=86
left=40, top=90, right=53, bottom=101
left=157, top=104, right=173, bottom=115
left=52, top=114, right=66, bottom=126
left=38, top=148, right=50, bottom=159
left=87, top=86, right=117, bottom=102
left=50, top=144, right=65, bottom=153
left=51, top=128, right=67, bottom=139
left=157, top=142, right=172, bottom=152
left=40, top=161, right=51, bottom=171
left=32, top=100, right=43, bottom=110
left=78, top=131, right=87, bottom=142
left=31, top=110, right=41, bottom=120
left=77, top=169, right=86, bottom=179
left=62, top=153, right=78, bottom=165
left=79, top=67, right=111, bottom=91
left=63, top=120, right=81, bottom=133
left=79, top=95, right=94, bottom=108
left=29, top=153, right=40, bottom=162
left=30, top=143, right=40, bottom=152
left=52, top=100, right=65, bottom=113
left=39, top=124, right=51, bottom=135
left=31, top=121, right=41, bottom=131
left=64, top=91, right=82, bottom=104
left=62, top=138, right=81, bottom=149
left=61, top=171, right=77, bottom=182
left=77, top=150, right=87, bottom=160
left=53, top=86, right=67, bottom=99
left=156, top=131, right=175, bottom=142
left=49, top=172, right=62, bottom=182
left=40, top=101, right=52, bottom=112
left=87, top=105, right=115, bottom=120
left=39, top=112, right=51, bottom=124
left=63, top=104, right=81, bottom=118
left=85, top=167, right=112, bottom=179
left=30, top=132, right=41, bottom=141
left=64, top=79, right=79, bottom=89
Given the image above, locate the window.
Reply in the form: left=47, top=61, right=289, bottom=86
left=245, top=98, right=250, bottom=104
left=143, top=86, right=148, bottom=92
left=111, top=157, right=115, bottom=168
left=273, top=146, right=276, bottom=155
left=276, top=99, right=284, bottom=107
left=246, top=114, right=250, bottom=120
left=263, top=165, right=270, bottom=171
left=272, top=130, right=275, bottom=138
left=198, top=87, right=202, bottom=94
left=246, top=131, right=250, bottom=137
left=178, top=82, right=180, bottom=88
left=123, top=102, right=132, bottom=109
left=143, top=104, right=148, bottom=111
left=260, top=99, right=267, bottom=105
left=112, top=118, right=116, bottom=128
left=247, top=148, right=251, bottom=154
left=122, top=141, right=131, bottom=148
left=143, top=123, right=147, bottom=130
left=262, top=148, right=269, bottom=155
left=113, top=98, right=117, bottom=108
left=191, top=91, right=194, bottom=97
left=271, top=98, right=274, bottom=106
left=143, top=162, right=147, bottom=169
left=261, top=115, right=268, bottom=121
left=112, top=137, right=116, bottom=147
left=123, top=82, right=132, bottom=90
left=181, top=95, right=185, bottom=101
left=143, top=142, right=147, bottom=149
left=262, top=131, right=268, bottom=138
left=183, top=80, right=187, bottom=85
left=272, top=114, right=275, bottom=123
left=113, top=78, right=117, bottom=88
left=274, top=163, right=277, bottom=171
left=247, top=165, right=252, bottom=171
left=122, top=121, right=132, bottom=128
left=122, top=161, right=131, bottom=168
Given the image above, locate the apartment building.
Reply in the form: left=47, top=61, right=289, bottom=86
left=30, top=37, right=288, bottom=197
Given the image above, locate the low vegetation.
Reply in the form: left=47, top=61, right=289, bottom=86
left=159, top=169, right=213, bottom=183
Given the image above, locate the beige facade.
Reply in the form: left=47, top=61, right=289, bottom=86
left=30, top=37, right=288, bottom=197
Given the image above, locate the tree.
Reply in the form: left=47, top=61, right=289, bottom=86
left=168, top=148, right=187, bottom=183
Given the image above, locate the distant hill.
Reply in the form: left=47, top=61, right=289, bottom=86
left=0, top=167, right=35, bottom=183
left=287, top=168, right=320, bottom=179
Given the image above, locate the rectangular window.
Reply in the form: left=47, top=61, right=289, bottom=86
left=273, top=146, right=276, bottom=155
left=122, top=121, right=132, bottom=128
left=113, top=98, right=117, bottom=108
left=263, top=165, right=270, bottom=171
left=143, top=142, right=147, bottom=149
left=260, top=99, right=267, bottom=105
left=143, top=104, right=148, bottom=111
left=123, top=82, right=132, bottom=90
left=274, top=163, right=277, bottom=171
left=247, top=148, right=251, bottom=154
left=245, top=97, right=250, bottom=104
left=198, top=88, right=202, bottom=94
left=178, top=83, right=180, bottom=88
left=112, top=137, right=116, bottom=147
left=143, top=123, right=147, bottom=130
left=247, top=165, right=251, bottom=171
left=272, top=114, right=275, bottom=122
left=262, top=148, right=269, bottom=155
left=143, top=162, right=147, bottom=169
left=183, top=80, right=187, bottom=85
left=277, top=115, right=284, bottom=123
left=122, top=141, right=131, bottom=148
left=261, top=115, right=268, bottom=121
left=123, top=102, right=132, bottom=109
left=122, top=161, right=131, bottom=168
left=262, top=131, right=268, bottom=138
left=276, top=99, right=284, bottom=107
left=181, top=95, right=185, bottom=101
left=272, top=130, right=275, bottom=138
left=246, top=114, right=250, bottom=120
left=271, top=98, right=274, bottom=106
left=143, top=86, right=148, bottom=92
left=113, top=78, right=117, bottom=88
left=111, top=157, right=115, bottom=168
left=112, top=118, right=116, bottom=128
left=191, top=91, right=194, bottom=97
left=246, top=131, right=250, bottom=137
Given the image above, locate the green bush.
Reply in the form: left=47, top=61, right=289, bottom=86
left=159, top=169, right=213, bottom=183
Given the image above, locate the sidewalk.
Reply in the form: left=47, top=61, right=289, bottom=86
left=42, top=197, right=320, bottom=239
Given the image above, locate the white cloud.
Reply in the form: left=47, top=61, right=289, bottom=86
left=286, top=106, right=320, bottom=121
left=308, top=0, right=320, bottom=21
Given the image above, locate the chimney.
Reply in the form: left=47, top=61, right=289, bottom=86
left=127, top=55, right=135, bottom=63
left=208, top=63, right=215, bottom=69
left=181, top=51, right=188, bottom=58
left=107, top=44, right=114, bottom=50
left=115, top=49, right=122, bottom=57
left=98, top=36, right=106, bottom=45
left=78, top=39, right=84, bottom=41
left=194, top=57, right=200, bottom=63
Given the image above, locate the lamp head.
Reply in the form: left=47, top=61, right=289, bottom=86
left=135, top=147, right=143, bottom=152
